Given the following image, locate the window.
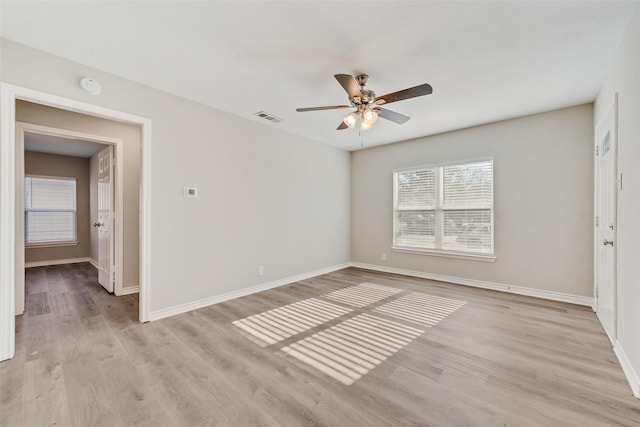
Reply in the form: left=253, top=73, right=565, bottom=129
left=393, top=160, right=493, bottom=257
left=24, top=175, right=77, bottom=245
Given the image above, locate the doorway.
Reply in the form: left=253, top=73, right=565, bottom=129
left=0, top=83, right=151, bottom=362
left=15, top=122, right=127, bottom=316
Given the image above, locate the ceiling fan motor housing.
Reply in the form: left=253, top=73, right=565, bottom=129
left=353, top=74, right=375, bottom=106
left=360, top=89, right=375, bottom=105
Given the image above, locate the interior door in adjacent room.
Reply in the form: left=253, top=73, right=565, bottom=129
left=97, top=145, right=115, bottom=292
left=594, top=95, right=618, bottom=344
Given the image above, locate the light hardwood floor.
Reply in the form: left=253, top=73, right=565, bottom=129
left=1, top=263, right=639, bottom=426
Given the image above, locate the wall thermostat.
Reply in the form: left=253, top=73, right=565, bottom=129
left=183, top=187, right=198, bottom=198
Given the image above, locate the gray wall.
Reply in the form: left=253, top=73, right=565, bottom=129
left=24, top=151, right=90, bottom=263
left=351, top=104, right=594, bottom=297
left=1, top=39, right=352, bottom=314
left=16, top=100, right=141, bottom=290
left=595, top=9, right=640, bottom=394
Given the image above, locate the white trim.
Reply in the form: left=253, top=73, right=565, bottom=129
left=25, top=257, right=94, bottom=268
left=120, top=286, right=140, bottom=296
left=25, top=173, right=78, bottom=179
left=392, top=156, right=495, bottom=174
left=148, top=263, right=351, bottom=321
left=350, top=262, right=593, bottom=306
left=614, top=341, right=640, bottom=398
left=25, top=241, right=80, bottom=249
left=0, top=82, right=152, bottom=362
left=18, top=123, right=122, bottom=144
left=15, top=126, right=24, bottom=316
left=392, top=246, right=496, bottom=262
left=89, top=258, right=99, bottom=269
left=139, top=118, right=151, bottom=322
left=0, top=84, right=17, bottom=361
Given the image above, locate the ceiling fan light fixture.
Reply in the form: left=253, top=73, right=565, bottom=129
left=363, top=109, right=375, bottom=121
left=360, top=109, right=379, bottom=131
left=360, top=121, right=373, bottom=131
left=343, top=111, right=358, bottom=128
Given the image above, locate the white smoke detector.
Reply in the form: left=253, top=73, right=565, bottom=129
left=80, top=77, right=102, bottom=95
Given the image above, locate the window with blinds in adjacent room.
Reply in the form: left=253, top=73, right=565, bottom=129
left=393, top=160, right=494, bottom=257
left=24, top=175, right=77, bottom=245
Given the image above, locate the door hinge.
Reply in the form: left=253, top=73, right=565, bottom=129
left=619, top=173, right=623, bottom=190
left=595, top=216, right=599, bottom=227
left=595, top=145, right=599, bottom=156
left=595, top=287, right=598, bottom=298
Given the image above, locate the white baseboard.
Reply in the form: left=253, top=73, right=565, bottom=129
left=120, top=286, right=139, bottom=296
left=25, top=257, right=93, bottom=268
left=350, top=262, right=593, bottom=307
left=88, top=258, right=99, bottom=269
left=614, top=341, right=640, bottom=399
left=148, top=262, right=351, bottom=321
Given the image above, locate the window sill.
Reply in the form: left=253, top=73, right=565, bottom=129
left=25, top=240, right=79, bottom=249
left=391, top=246, right=496, bottom=262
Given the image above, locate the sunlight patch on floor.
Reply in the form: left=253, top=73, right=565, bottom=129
left=233, top=282, right=467, bottom=384
left=321, top=282, right=402, bottom=308
left=282, top=313, right=424, bottom=385
left=232, top=298, right=352, bottom=345
left=374, top=292, right=466, bottom=326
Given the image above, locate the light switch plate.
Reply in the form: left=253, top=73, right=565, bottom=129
left=183, top=187, right=198, bottom=198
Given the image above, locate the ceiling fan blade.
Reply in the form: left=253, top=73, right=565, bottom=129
left=334, top=74, right=363, bottom=99
left=377, top=107, right=410, bottom=124
left=374, top=83, right=433, bottom=105
left=337, top=121, right=349, bottom=130
left=296, top=105, right=351, bottom=112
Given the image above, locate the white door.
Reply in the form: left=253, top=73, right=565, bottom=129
left=595, top=96, right=617, bottom=344
left=96, top=146, right=114, bottom=292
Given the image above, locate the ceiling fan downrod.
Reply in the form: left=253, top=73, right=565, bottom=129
left=355, top=74, right=375, bottom=105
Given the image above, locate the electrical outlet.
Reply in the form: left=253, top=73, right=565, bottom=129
left=381, top=253, right=387, bottom=261
left=258, top=266, right=264, bottom=276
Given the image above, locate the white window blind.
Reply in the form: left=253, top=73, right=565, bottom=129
left=24, top=176, right=77, bottom=244
left=393, top=160, right=494, bottom=256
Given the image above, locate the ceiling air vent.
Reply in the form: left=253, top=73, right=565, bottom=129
left=254, top=111, right=283, bottom=123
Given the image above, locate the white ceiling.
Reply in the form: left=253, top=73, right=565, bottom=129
left=24, top=132, right=105, bottom=158
left=1, top=1, right=638, bottom=151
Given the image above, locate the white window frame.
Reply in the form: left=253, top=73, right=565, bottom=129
left=392, top=158, right=496, bottom=262
left=24, top=174, right=78, bottom=248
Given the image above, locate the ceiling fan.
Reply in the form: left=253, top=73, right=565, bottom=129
left=296, top=74, right=433, bottom=131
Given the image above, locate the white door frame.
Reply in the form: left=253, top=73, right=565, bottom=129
left=593, top=93, right=618, bottom=343
left=15, top=122, right=125, bottom=315
left=0, top=82, right=152, bottom=361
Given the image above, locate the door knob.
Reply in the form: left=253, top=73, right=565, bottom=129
left=603, top=239, right=614, bottom=246
left=93, top=222, right=103, bottom=228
